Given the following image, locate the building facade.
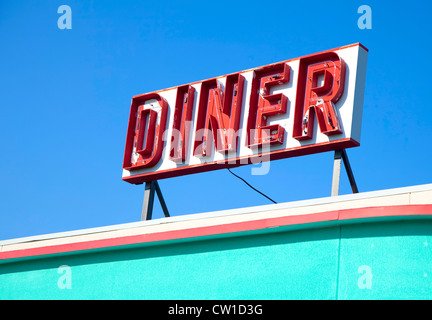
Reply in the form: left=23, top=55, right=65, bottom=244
left=1, top=184, right=432, bottom=299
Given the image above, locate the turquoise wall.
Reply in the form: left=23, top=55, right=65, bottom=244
left=1, top=219, right=432, bottom=299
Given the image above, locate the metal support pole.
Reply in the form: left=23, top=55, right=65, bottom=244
left=331, top=150, right=342, bottom=197
left=141, top=181, right=156, bottom=221
left=331, top=149, right=359, bottom=197
left=141, top=180, right=170, bottom=221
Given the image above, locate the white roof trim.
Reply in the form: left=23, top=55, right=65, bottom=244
left=1, top=183, right=431, bottom=246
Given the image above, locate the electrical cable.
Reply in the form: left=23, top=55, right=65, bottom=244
left=227, top=168, right=277, bottom=204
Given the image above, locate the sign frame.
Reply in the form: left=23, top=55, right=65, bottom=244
left=122, top=43, right=368, bottom=184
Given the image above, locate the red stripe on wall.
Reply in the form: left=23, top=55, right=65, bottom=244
left=1, top=205, right=431, bottom=262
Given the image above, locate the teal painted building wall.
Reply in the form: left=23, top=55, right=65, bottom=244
left=1, top=219, right=432, bottom=299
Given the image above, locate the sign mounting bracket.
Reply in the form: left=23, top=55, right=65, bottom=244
left=141, top=181, right=170, bottom=221
left=331, top=149, right=359, bottom=196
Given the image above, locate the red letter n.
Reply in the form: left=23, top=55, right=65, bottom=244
left=193, top=73, right=245, bottom=157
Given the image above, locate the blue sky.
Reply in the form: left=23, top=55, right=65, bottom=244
left=1, top=0, right=431, bottom=240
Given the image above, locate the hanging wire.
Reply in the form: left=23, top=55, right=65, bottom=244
left=227, top=168, right=277, bottom=204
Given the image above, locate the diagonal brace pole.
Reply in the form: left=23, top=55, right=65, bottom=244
left=331, top=149, right=359, bottom=197
left=141, top=181, right=170, bottom=221
left=340, top=149, right=359, bottom=194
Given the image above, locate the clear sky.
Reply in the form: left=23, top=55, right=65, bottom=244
left=1, top=0, right=431, bottom=240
